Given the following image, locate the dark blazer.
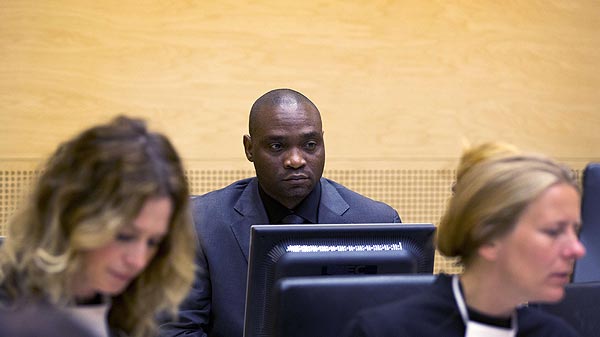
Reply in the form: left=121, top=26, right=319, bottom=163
left=159, top=177, right=401, bottom=337
left=344, top=274, right=581, bottom=337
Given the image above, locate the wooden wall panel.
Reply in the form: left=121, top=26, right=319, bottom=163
left=0, top=0, right=599, bottom=171
left=1, top=2, right=599, bottom=272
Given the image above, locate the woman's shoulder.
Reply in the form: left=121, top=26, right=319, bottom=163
left=0, top=304, right=98, bottom=337
left=349, top=274, right=460, bottom=329
left=0, top=281, right=24, bottom=308
left=345, top=290, right=463, bottom=337
left=517, top=305, right=580, bottom=337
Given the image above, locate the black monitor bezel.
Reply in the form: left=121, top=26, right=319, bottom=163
left=271, top=274, right=436, bottom=337
left=242, top=223, right=436, bottom=337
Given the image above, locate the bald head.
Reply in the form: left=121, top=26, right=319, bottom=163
left=243, top=88, right=325, bottom=209
left=249, top=88, right=321, bottom=136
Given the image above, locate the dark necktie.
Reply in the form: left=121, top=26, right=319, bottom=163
left=279, top=213, right=306, bottom=224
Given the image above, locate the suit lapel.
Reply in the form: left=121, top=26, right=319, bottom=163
left=230, top=178, right=269, bottom=262
left=317, top=178, right=351, bottom=223
left=229, top=178, right=352, bottom=261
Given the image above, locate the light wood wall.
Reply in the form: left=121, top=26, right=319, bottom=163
left=1, top=0, right=599, bottom=171
left=1, top=0, right=599, bottom=273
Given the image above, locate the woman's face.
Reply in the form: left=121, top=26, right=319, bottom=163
left=490, top=183, right=586, bottom=303
left=75, top=197, right=172, bottom=299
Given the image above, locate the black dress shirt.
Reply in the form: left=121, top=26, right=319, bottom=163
left=258, top=181, right=321, bottom=224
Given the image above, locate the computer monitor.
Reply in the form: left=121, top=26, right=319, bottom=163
left=271, top=274, right=436, bottom=337
left=573, top=163, right=600, bottom=282
left=534, top=281, right=600, bottom=337
left=242, top=223, right=436, bottom=337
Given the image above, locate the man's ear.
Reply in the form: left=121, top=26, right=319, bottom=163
left=243, top=135, right=253, bottom=162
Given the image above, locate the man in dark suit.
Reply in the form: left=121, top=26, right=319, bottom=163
left=159, top=88, right=401, bottom=337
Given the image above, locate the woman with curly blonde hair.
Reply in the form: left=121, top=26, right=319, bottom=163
left=0, top=116, right=196, bottom=337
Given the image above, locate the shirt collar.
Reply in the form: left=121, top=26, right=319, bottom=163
left=258, top=181, right=321, bottom=224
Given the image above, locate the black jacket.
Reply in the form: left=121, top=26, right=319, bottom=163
left=344, top=274, right=581, bottom=337
left=159, top=177, right=401, bottom=337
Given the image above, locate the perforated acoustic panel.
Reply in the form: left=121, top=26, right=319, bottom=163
left=0, top=170, right=39, bottom=234
left=0, top=168, right=583, bottom=275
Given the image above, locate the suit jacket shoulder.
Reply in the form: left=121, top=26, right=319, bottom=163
left=192, top=177, right=254, bottom=210
left=345, top=274, right=582, bottom=337
left=344, top=274, right=462, bottom=337
left=517, top=306, right=581, bottom=337
left=320, top=178, right=401, bottom=223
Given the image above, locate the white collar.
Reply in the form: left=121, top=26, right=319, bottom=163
left=452, top=275, right=517, bottom=337
left=64, top=301, right=111, bottom=337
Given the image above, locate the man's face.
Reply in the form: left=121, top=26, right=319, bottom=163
left=244, top=102, right=325, bottom=209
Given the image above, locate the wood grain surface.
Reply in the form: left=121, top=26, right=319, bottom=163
left=0, top=0, right=598, bottom=169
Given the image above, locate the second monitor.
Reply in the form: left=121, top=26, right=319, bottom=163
left=243, top=223, right=436, bottom=337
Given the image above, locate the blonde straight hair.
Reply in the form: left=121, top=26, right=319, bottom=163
left=438, top=153, right=578, bottom=267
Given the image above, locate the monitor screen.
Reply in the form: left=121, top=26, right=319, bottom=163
left=242, top=223, right=436, bottom=337
left=271, top=274, right=436, bottom=337
left=573, top=163, right=600, bottom=282
left=534, top=281, right=600, bottom=337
